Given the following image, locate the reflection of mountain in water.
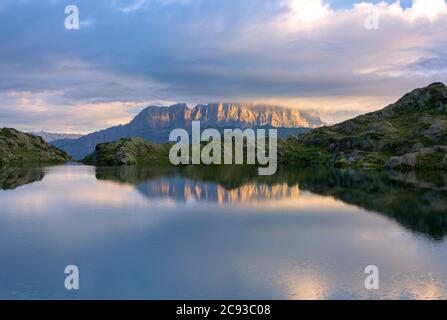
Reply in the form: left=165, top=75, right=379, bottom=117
left=0, top=166, right=45, bottom=190
left=137, top=177, right=300, bottom=205
left=96, top=166, right=447, bottom=240
left=96, top=166, right=301, bottom=204
left=1, top=164, right=445, bottom=239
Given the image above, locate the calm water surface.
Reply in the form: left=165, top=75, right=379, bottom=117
left=0, top=164, right=447, bottom=299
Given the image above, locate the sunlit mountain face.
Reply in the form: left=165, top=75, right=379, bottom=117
left=51, top=103, right=322, bottom=159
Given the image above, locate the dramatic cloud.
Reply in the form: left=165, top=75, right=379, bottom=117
left=0, top=0, right=446, bottom=132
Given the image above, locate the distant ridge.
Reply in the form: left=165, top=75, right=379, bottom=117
left=29, top=131, right=83, bottom=142
left=53, top=103, right=324, bottom=159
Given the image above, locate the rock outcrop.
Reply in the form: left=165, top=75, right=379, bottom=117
left=0, top=128, right=72, bottom=165
left=386, top=146, right=447, bottom=170
left=280, top=82, right=447, bottom=170
left=82, top=137, right=170, bottom=166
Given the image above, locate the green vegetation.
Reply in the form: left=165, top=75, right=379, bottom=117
left=279, top=82, right=447, bottom=171
left=82, top=137, right=171, bottom=166
left=0, top=128, right=72, bottom=166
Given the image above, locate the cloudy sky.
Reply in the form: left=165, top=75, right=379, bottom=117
left=0, top=0, right=446, bottom=133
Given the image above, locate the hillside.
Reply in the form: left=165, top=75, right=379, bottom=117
left=82, top=137, right=171, bottom=166
left=0, top=128, right=72, bottom=165
left=279, top=82, right=447, bottom=170
left=53, top=103, right=322, bottom=159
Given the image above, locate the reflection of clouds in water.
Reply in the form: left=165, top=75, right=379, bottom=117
left=281, top=268, right=329, bottom=300
left=229, top=213, right=447, bottom=300
left=250, top=191, right=359, bottom=212
left=276, top=262, right=447, bottom=299
left=1, top=165, right=447, bottom=299
left=0, top=166, right=150, bottom=215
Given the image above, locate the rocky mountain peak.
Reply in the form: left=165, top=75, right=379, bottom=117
left=52, top=102, right=323, bottom=159
left=131, top=103, right=324, bottom=129
left=391, top=82, right=447, bottom=113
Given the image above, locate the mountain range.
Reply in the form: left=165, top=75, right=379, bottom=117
left=52, top=103, right=324, bottom=159
left=1, top=83, right=446, bottom=170
left=29, top=131, right=83, bottom=142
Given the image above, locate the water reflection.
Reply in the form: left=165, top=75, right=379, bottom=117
left=97, top=167, right=300, bottom=205
left=2, top=164, right=447, bottom=239
left=95, top=166, right=447, bottom=240
left=1, top=164, right=447, bottom=299
left=0, top=166, right=44, bottom=190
